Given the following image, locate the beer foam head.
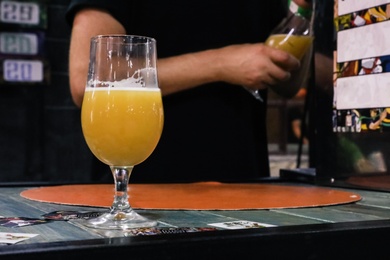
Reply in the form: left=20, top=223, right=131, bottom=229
left=88, top=68, right=158, bottom=89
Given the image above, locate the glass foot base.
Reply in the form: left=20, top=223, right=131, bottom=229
left=77, top=210, right=157, bottom=230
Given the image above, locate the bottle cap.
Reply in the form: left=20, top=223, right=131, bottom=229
left=288, top=0, right=312, bottom=19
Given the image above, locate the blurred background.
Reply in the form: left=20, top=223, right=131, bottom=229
left=0, top=0, right=93, bottom=183
left=0, top=0, right=310, bottom=183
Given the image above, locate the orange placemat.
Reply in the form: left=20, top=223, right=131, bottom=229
left=20, top=182, right=361, bottom=210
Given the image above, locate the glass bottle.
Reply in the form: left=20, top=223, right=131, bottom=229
left=266, top=0, right=314, bottom=98
left=266, top=0, right=313, bottom=59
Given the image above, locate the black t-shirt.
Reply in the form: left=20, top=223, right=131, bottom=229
left=66, top=0, right=287, bottom=183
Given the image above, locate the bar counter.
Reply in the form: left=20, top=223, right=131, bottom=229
left=2, top=181, right=390, bottom=259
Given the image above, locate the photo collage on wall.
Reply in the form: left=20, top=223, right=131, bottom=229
left=333, top=0, right=390, bottom=133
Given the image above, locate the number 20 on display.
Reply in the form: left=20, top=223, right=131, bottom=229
left=3, top=60, right=43, bottom=82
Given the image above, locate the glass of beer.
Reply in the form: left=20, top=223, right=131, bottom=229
left=80, top=35, right=164, bottom=229
left=248, top=11, right=314, bottom=101
left=264, top=13, right=314, bottom=60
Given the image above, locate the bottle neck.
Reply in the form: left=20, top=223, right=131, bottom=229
left=288, top=0, right=312, bottom=19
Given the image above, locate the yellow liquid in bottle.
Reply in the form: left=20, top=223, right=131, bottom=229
left=265, top=34, right=314, bottom=60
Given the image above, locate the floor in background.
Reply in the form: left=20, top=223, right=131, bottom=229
left=268, top=144, right=309, bottom=177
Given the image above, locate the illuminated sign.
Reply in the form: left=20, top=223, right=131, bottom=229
left=0, top=32, right=38, bottom=55
left=0, top=0, right=47, bottom=29
left=3, top=59, right=43, bottom=82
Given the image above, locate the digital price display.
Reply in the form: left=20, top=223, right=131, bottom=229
left=0, top=0, right=47, bottom=29
left=0, top=1, right=48, bottom=85
left=0, top=32, right=38, bottom=55
left=1, top=1, right=39, bottom=25
left=3, top=59, right=43, bottom=82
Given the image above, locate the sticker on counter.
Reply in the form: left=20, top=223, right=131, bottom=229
left=208, top=220, right=276, bottom=229
left=0, top=232, right=38, bottom=244
left=42, top=210, right=104, bottom=221
left=124, top=227, right=217, bottom=236
left=0, top=217, right=48, bottom=228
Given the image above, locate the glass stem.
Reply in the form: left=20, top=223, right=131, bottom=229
left=245, top=87, right=264, bottom=102
left=110, top=166, right=133, bottom=214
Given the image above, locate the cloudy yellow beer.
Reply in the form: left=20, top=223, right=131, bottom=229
left=265, top=34, right=313, bottom=60
left=81, top=87, right=164, bottom=166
